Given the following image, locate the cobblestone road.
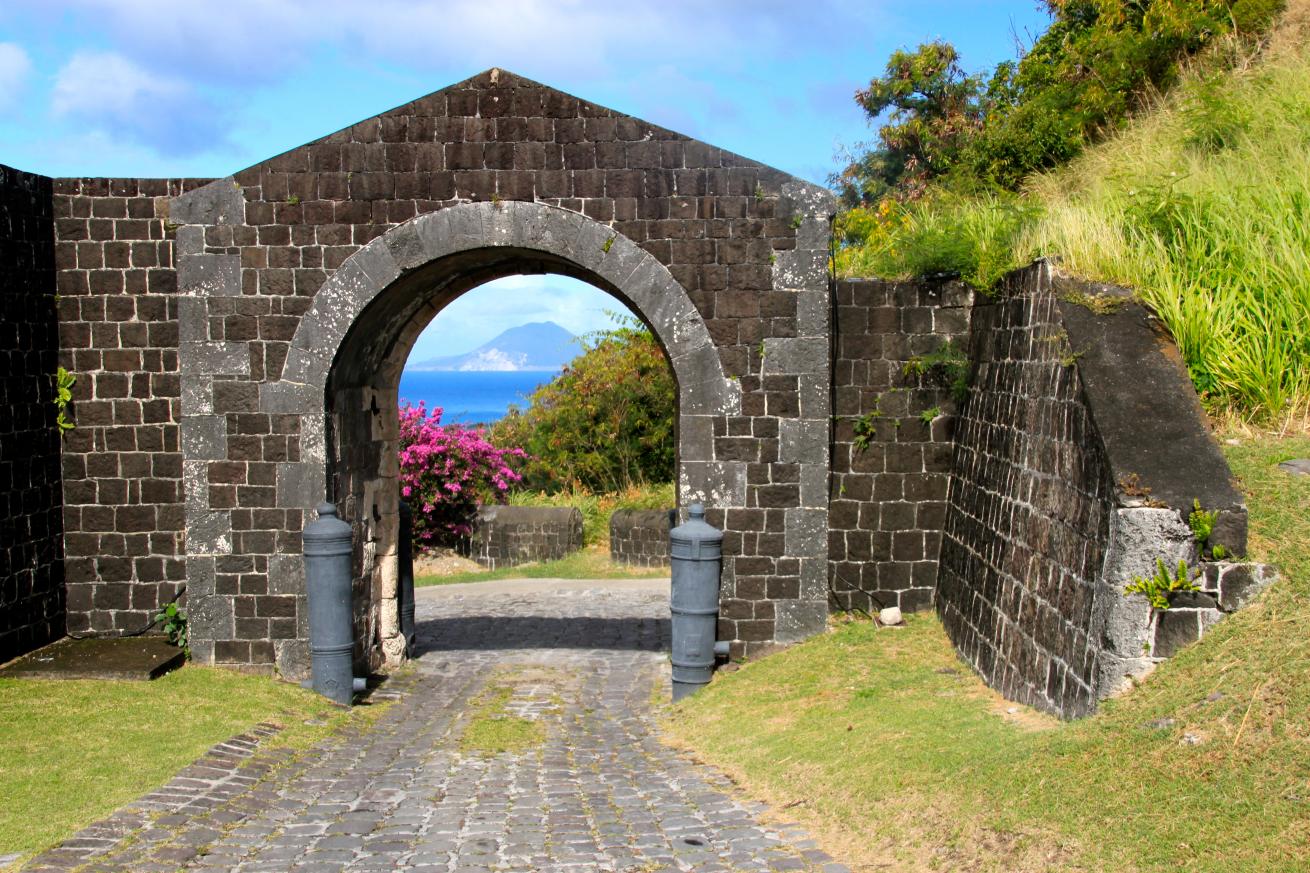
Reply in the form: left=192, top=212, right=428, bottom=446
left=23, top=578, right=846, bottom=873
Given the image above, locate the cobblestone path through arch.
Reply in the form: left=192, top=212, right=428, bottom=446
left=22, top=579, right=847, bottom=873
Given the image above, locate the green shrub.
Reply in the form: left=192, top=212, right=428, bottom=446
left=835, top=1, right=1289, bottom=203
left=1124, top=558, right=1201, bottom=610
left=842, top=11, right=1310, bottom=423
left=834, top=191, right=1037, bottom=291
left=490, top=319, right=675, bottom=493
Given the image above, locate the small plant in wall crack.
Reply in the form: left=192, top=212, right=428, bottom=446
left=602, top=235, right=615, bottom=254
left=1124, top=558, right=1200, bottom=611
left=904, top=340, right=971, bottom=403
left=155, top=602, right=189, bottom=658
left=850, top=401, right=882, bottom=453
left=1188, top=498, right=1228, bottom=559
left=920, top=406, right=942, bottom=425
left=53, top=366, right=75, bottom=435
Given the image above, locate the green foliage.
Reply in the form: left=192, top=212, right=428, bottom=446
left=1125, top=558, right=1201, bottom=610
left=53, top=367, right=75, bottom=434
left=415, top=541, right=669, bottom=586
left=1188, top=498, right=1219, bottom=546
left=834, top=191, right=1038, bottom=290
left=904, top=340, right=972, bottom=402
left=490, top=319, right=675, bottom=493
left=850, top=402, right=881, bottom=453
left=920, top=406, right=942, bottom=425
left=153, top=602, right=188, bottom=658
left=836, top=1, right=1288, bottom=202
left=1025, top=39, right=1310, bottom=421
left=1181, top=73, right=1255, bottom=151
left=602, top=235, right=615, bottom=253
left=842, top=15, right=1310, bottom=422
left=836, top=41, right=985, bottom=203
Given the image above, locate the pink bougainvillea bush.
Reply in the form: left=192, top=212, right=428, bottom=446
left=397, top=402, right=526, bottom=550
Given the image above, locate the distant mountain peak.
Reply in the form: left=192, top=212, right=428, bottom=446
left=408, top=321, right=576, bottom=372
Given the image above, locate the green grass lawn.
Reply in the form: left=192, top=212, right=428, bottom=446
left=417, top=543, right=668, bottom=587
left=0, top=665, right=375, bottom=867
left=665, top=431, right=1310, bottom=872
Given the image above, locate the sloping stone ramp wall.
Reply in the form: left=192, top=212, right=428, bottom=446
left=934, top=262, right=1273, bottom=718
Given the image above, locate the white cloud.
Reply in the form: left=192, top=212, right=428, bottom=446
left=44, top=0, right=889, bottom=86
left=52, top=51, right=184, bottom=117
left=0, top=43, right=33, bottom=112
left=51, top=51, right=229, bottom=155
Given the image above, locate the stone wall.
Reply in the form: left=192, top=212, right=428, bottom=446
left=52, top=177, right=209, bottom=637
left=828, top=278, right=972, bottom=614
left=610, top=509, right=673, bottom=567
left=461, top=505, right=584, bottom=570
left=936, top=262, right=1262, bottom=718
left=0, top=165, right=64, bottom=662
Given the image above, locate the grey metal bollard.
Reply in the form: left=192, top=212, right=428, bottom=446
left=398, top=499, right=416, bottom=654
left=670, top=503, right=724, bottom=702
left=303, top=502, right=355, bottom=706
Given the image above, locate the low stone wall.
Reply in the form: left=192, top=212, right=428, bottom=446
left=1, top=164, right=65, bottom=664
left=936, top=261, right=1273, bottom=719
left=610, top=509, right=673, bottom=567
left=460, top=505, right=584, bottom=570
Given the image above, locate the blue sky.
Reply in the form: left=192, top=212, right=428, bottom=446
left=0, top=0, right=1051, bottom=359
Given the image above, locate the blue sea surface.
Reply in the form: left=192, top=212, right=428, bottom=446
left=398, top=370, right=556, bottom=425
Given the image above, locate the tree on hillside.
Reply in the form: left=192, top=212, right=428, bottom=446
left=835, top=0, right=1288, bottom=202
left=490, top=318, right=675, bottom=493
left=836, top=41, right=986, bottom=205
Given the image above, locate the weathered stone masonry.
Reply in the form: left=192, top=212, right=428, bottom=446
left=610, top=509, right=674, bottom=568
left=0, top=166, right=64, bottom=662
left=52, top=177, right=208, bottom=640
left=936, top=263, right=1264, bottom=718
left=462, top=505, right=584, bottom=570
left=828, top=278, right=972, bottom=615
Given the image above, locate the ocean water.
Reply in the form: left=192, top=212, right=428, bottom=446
left=398, top=370, right=556, bottom=425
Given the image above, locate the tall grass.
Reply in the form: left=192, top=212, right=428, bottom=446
left=837, top=14, right=1310, bottom=425
left=1020, top=41, right=1310, bottom=422
left=834, top=192, right=1035, bottom=292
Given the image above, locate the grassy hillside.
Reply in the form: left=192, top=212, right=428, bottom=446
left=666, top=432, right=1310, bottom=872
left=836, top=2, right=1310, bottom=426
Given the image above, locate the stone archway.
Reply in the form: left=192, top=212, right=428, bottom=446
left=161, top=69, right=835, bottom=676
left=278, top=201, right=739, bottom=668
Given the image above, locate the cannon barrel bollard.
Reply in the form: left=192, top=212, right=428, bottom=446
left=303, top=502, right=355, bottom=706
left=670, top=503, right=724, bottom=702
left=398, top=499, right=417, bottom=654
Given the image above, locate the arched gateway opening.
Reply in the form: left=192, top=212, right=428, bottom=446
left=291, top=201, right=737, bottom=670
